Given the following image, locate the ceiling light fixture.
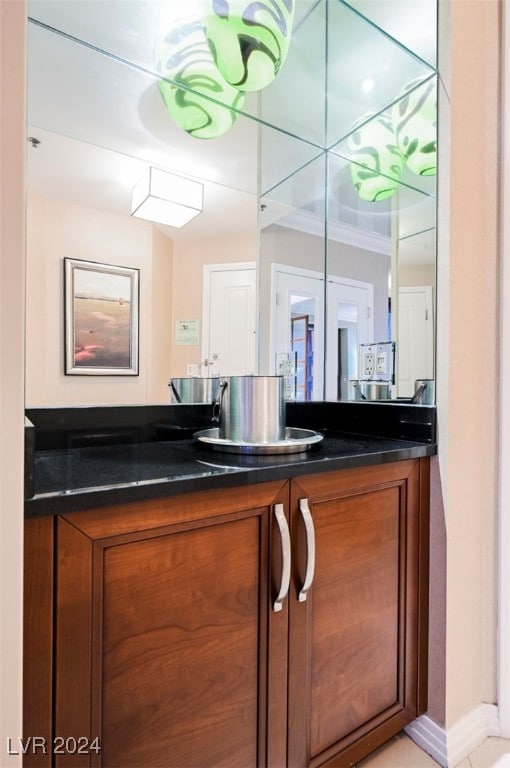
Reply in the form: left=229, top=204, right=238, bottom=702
left=393, top=78, right=437, bottom=176
left=347, top=113, right=404, bottom=202
left=360, top=77, right=375, bottom=94
left=155, top=2, right=295, bottom=139
left=156, top=19, right=245, bottom=140
left=204, top=0, right=296, bottom=92
left=131, top=167, right=203, bottom=228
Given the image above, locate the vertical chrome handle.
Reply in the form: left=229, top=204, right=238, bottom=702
left=298, top=498, right=315, bottom=602
left=212, top=379, right=227, bottom=425
left=273, top=503, right=291, bottom=613
left=170, top=381, right=182, bottom=403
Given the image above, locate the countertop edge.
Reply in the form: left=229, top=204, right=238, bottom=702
left=25, top=441, right=436, bottom=519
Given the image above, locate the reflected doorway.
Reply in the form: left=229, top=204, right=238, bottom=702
left=397, top=285, right=433, bottom=397
left=271, top=264, right=325, bottom=400
left=291, top=313, right=314, bottom=401
left=326, top=278, right=374, bottom=400
left=202, top=263, right=257, bottom=377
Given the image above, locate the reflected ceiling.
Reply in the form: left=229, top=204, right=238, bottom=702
left=27, top=0, right=437, bottom=250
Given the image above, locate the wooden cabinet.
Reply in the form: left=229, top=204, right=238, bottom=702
left=288, top=460, right=429, bottom=768
left=51, top=481, right=289, bottom=768
left=24, top=459, right=429, bottom=768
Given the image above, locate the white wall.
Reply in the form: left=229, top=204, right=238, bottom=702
left=0, top=2, right=25, bottom=764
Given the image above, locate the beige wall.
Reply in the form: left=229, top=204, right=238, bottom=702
left=435, top=0, right=500, bottom=728
left=0, top=1, right=25, bottom=763
left=25, top=191, right=173, bottom=405
left=398, top=263, right=435, bottom=289
left=170, top=234, right=257, bottom=376
left=148, top=227, right=174, bottom=399
left=25, top=192, right=258, bottom=400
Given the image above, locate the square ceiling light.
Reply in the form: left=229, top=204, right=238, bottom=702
left=131, top=167, right=203, bottom=228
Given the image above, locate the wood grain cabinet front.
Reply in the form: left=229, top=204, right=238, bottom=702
left=51, top=481, right=289, bottom=768
left=24, top=458, right=429, bottom=768
left=288, top=459, right=430, bottom=768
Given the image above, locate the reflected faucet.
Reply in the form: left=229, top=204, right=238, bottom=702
left=201, top=353, right=219, bottom=375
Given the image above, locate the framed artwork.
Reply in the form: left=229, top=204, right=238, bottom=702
left=64, top=258, right=139, bottom=375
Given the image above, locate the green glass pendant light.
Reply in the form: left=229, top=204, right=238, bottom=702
left=392, top=77, right=437, bottom=176
left=203, top=0, right=295, bottom=92
left=156, top=19, right=245, bottom=140
left=347, top=113, right=405, bottom=202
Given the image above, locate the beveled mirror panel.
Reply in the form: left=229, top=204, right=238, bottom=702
left=25, top=0, right=437, bottom=406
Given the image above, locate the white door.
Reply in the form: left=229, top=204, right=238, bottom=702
left=202, top=263, right=257, bottom=376
left=326, top=278, right=374, bottom=400
left=397, top=286, right=434, bottom=397
left=271, top=264, right=325, bottom=400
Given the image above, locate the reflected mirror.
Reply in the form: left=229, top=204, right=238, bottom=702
left=25, top=0, right=437, bottom=407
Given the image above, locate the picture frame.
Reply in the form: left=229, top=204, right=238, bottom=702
left=64, top=258, right=139, bottom=375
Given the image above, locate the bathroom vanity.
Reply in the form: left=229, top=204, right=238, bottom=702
left=24, top=402, right=435, bottom=768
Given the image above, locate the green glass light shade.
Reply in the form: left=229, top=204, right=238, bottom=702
left=347, top=113, right=405, bottom=202
left=156, top=20, right=245, bottom=140
left=204, top=0, right=295, bottom=92
left=392, top=77, right=437, bottom=176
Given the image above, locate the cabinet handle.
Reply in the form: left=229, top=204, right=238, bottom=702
left=298, top=498, right=315, bottom=603
left=273, top=503, right=291, bottom=613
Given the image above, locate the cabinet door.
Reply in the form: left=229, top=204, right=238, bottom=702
left=54, top=482, right=289, bottom=768
left=288, top=459, right=429, bottom=768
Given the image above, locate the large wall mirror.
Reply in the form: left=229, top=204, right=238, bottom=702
left=25, top=0, right=437, bottom=407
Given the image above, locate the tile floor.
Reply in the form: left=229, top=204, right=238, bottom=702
left=356, top=732, right=510, bottom=768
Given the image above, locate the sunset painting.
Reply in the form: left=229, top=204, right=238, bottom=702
left=64, top=259, right=139, bottom=375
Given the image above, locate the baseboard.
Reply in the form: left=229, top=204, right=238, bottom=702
left=405, top=704, right=500, bottom=767
left=405, top=715, right=448, bottom=765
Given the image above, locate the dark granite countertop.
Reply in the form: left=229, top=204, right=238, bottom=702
left=25, top=430, right=436, bottom=517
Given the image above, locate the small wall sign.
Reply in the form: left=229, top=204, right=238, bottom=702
left=175, top=319, right=200, bottom=346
